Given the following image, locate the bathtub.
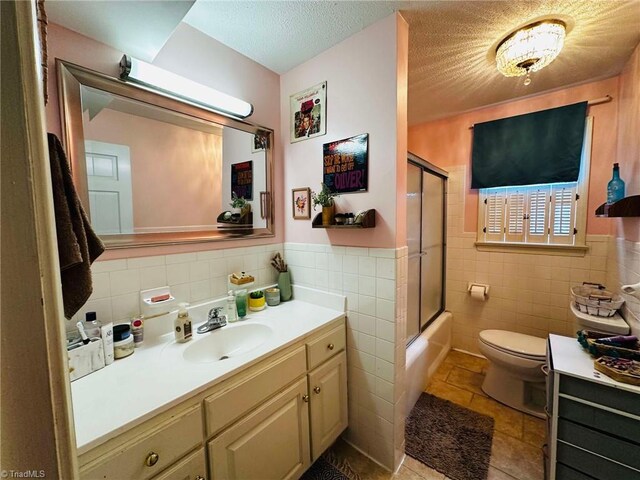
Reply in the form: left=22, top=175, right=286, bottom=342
left=405, top=311, right=452, bottom=413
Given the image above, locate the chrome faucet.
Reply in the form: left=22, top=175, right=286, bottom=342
left=196, top=307, right=227, bottom=334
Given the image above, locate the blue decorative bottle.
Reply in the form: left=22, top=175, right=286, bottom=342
left=606, top=163, right=625, bottom=205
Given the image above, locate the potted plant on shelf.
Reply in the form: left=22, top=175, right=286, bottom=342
left=312, top=183, right=339, bottom=226
left=230, top=192, right=250, bottom=216
left=248, top=290, right=266, bottom=311
left=271, top=253, right=292, bottom=302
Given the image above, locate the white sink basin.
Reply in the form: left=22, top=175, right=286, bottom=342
left=183, top=323, right=273, bottom=363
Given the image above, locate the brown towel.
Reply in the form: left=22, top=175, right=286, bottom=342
left=48, top=134, right=105, bottom=319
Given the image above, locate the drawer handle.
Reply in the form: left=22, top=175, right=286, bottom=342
left=302, top=394, right=310, bottom=403
left=327, top=343, right=335, bottom=350
left=541, top=364, right=549, bottom=376
left=313, top=386, right=321, bottom=394
left=195, top=476, right=205, bottom=480
left=145, top=452, right=159, bottom=467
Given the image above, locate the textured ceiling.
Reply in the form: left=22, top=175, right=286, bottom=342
left=402, top=0, right=640, bottom=124
left=46, top=1, right=640, bottom=125
left=46, top=0, right=195, bottom=62
left=183, top=0, right=402, bottom=74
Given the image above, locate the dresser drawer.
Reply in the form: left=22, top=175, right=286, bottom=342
left=556, top=463, right=597, bottom=480
left=306, top=325, right=345, bottom=370
left=559, top=397, right=640, bottom=444
left=81, top=405, right=202, bottom=480
left=204, top=346, right=306, bottom=437
left=559, top=375, right=640, bottom=417
left=557, top=442, right=640, bottom=480
left=557, top=418, right=640, bottom=470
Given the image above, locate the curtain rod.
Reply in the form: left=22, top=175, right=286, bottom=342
left=468, top=95, right=613, bottom=129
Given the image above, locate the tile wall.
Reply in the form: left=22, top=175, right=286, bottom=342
left=284, top=242, right=407, bottom=470
left=67, top=244, right=283, bottom=328
left=445, top=165, right=612, bottom=354
left=607, top=236, right=640, bottom=330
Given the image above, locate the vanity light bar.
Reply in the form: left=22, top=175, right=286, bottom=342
left=119, top=55, right=253, bottom=119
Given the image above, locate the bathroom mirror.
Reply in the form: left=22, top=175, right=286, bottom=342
left=57, top=60, right=274, bottom=249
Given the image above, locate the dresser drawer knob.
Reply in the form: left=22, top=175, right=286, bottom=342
left=145, top=452, right=159, bottom=467
left=313, top=386, right=321, bottom=394
left=302, top=394, right=310, bottom=403
left=327, top=343, right=335, bottom=350
left=195, top=476, right=205, bottom=480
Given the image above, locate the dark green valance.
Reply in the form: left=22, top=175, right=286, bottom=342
left=471, top=101, right=588, bottom=189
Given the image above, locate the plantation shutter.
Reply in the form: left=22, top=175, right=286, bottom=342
left=505, top=189, right=526, bottom=242
left=484, top=189, right=506, bottom=242
left=527, top=186, right=551, bottom=244
left=550, top=184, right=577, bottom=245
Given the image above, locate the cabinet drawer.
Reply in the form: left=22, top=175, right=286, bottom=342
left=81, top=405, right=202, bottom=480
left=556, top=463, right=597, bottom=480
left=559, top=397, right=640, bottom=444
left=559, top=375, right=640, bottom=417
left=557, top=442, right=640, bottom=480
left=558, top=418, right=640, bottom=470
left=151, top=448, right=207, bottom=480
left=205, top=346, right=306, bottom=437
left=306, top=325, right=345, bottom=370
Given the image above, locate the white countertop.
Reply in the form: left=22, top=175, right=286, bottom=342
left=71, top=286, right=345, bottom=455
left=549, top=334, right=640, bottom=395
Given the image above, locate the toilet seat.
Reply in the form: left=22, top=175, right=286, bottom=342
left=479, top=330, right=546, bottom=361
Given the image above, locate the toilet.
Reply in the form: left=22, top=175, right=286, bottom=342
left=478, top=330, right=547, bottom=418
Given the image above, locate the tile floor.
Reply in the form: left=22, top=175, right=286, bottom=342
left=329, top=350, right=545, bottom=480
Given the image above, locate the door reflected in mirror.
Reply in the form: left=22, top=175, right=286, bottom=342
left=58, top=60, right=274, bottom=248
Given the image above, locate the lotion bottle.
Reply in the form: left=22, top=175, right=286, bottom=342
left=174, top=303, right=193, bottom=343
left=226, top=291, right=238, bottom=323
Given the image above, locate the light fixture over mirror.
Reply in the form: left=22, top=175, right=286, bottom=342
left=495, top=20, right=566, bottom=86
left=57, top=60, right=274, bottom=249
left=119, top=55, right=254, bottom=119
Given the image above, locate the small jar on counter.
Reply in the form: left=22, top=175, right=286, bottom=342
left=113, top=324, right=134, bottom=359
left=265, top=287, right=281, bottom=306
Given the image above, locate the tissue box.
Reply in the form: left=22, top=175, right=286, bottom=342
left=68, top=340, right=105, bottom=381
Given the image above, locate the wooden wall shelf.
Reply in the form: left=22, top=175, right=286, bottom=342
left=312, top=209, right=376, bottom=229
left=595, top=195, right=640, bottom=218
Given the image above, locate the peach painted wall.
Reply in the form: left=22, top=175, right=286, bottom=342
left=408, top=77, right=620, bottom=235
left=46, top=23, right=282, bottom=259
left=615, top=44, right=640, bottom=242
left=83, top=108, right=222, bottom=231
left=280, top=14, right=408, bottom=248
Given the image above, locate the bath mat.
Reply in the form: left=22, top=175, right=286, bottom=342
left=301, top=449, right=361, bottom=480
left=406, top=393, right=494, bottom=480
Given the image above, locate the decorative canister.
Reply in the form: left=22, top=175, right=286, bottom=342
left=248, top=291, right=266, bottom=311
left=278, top=271, right=292, bottom=301
left=265, top=288, right=280, bottom=306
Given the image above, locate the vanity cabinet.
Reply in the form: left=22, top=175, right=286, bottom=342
left=78, top=317, right=347, bottom=480
left=546, top=335, right=640, bottom=480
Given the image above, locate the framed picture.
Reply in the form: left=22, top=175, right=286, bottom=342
left=290, top=82, right=326, bottom=143
left=251, top=133, right=267, bottom=153
left=231, top=161, right=253, bottom=200
left=292, top=187, right=311, bottom=219
left=323, top=133, right=368, bottom=194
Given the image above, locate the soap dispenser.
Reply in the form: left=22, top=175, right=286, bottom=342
left=174, top=303, right=193, bottom=343
left=226, top=291, right=238, bottom=323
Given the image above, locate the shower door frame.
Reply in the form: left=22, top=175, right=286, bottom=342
left=407, top=152, right=448, bottom=346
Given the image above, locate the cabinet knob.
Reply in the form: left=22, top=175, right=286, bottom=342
left=145, top=452, right=160, bottom=467
left=195, top=476, right=205, bottom=480
left=313, top=386, right=321, bottom=394
left=327, top=343, right=335, bottom=350
left=302, top=394, right=310, bottom=403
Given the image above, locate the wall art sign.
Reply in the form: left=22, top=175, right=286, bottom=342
left=231, top=161, right=253, bottom=200
left=292, top=187, right=311, bottom=219
left=251, top=133, right=267, bottom=153
left=290, top=81, right=326, bottom=143
left=322, top=133, right=368, bottom=194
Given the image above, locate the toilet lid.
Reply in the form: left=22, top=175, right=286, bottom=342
left=479, top=330, right=547, bottom=358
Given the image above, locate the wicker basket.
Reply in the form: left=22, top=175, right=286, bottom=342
left=570, top=285, right=624, bottom=317
left=577, top=330, right=640, bottom=361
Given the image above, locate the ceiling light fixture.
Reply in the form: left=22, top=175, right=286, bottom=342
left=119, top=55, right=253, bottom=118
left=495, top=20, right=566, bottom=86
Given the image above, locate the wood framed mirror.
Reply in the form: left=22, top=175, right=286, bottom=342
left=57, top=60, right=274, bottom=249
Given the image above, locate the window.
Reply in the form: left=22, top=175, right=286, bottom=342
left=477, top=117, right=592, bottom=250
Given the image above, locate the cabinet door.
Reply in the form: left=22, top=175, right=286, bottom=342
left=208, top=377, right=310, bottom=480
left=152, top=448, right=207, bottom=480
left=308, top=351, right=348, bottom=461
